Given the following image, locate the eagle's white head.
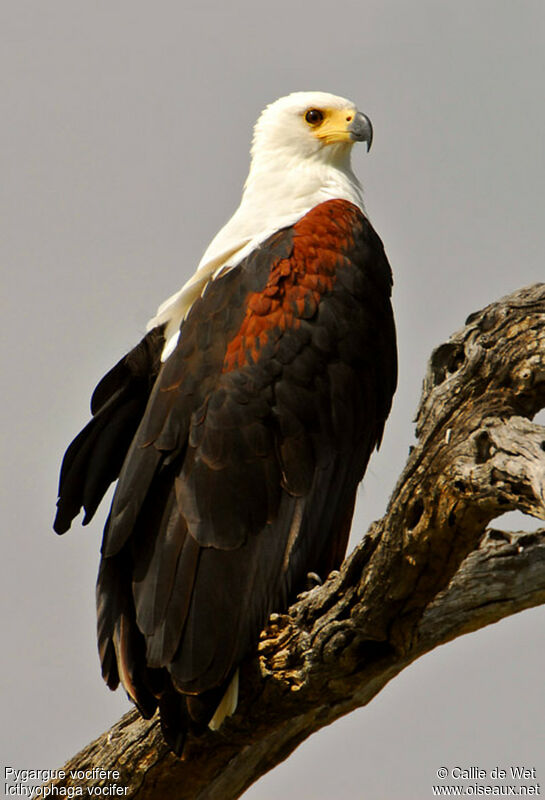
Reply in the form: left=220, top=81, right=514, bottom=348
left=241, top=91, right=371, bottom=215
left=150, top=91, right=373, bottom=359
left=250, top=90, right=372, bottom=168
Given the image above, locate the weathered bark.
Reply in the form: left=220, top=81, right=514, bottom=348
left=45, top=283, right=545, bottom=800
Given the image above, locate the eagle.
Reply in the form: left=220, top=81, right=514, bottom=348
left=54, top=91, right=397, bottom=755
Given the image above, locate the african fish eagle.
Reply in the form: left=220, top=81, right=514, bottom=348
left=54, top=91, right=397, bottom=755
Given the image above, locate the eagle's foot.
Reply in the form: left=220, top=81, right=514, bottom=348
left=306, top=571, right=323, bottom=589
left=297, top=572, right=324, bottom=599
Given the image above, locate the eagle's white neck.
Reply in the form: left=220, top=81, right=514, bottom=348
left=200, top=146, right=364, bottom=274
left=148, top=137, right=364, bottom=361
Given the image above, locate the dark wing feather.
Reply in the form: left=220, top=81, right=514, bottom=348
left=56, top=199, right=396, bottom=752
left=54, top=326, right=165, bottom=534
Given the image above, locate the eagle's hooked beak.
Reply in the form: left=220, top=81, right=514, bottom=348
left=349, top=112, right=373, bottom=151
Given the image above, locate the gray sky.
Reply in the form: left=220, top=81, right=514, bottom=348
left=2, top=1, right=544, bottom=797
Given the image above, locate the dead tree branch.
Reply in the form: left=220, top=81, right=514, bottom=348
left=45, top=283, right=545, bottom=799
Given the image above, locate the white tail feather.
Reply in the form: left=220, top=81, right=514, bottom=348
left=208, top=669, right=239, bottom=731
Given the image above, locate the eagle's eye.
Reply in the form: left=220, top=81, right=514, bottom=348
left=305, top=108, right=324, bottom=125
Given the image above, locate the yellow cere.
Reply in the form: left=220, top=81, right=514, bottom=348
left=304, top=106, right=357, bottom=145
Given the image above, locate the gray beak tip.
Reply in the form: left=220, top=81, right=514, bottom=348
left=350, top=112, right=373, bottom=152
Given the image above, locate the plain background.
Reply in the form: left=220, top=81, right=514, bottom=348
left=2, top=1, right=544, bottom=797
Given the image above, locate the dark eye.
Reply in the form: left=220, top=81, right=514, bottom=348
left=305, top=108, right=324, bottom=125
